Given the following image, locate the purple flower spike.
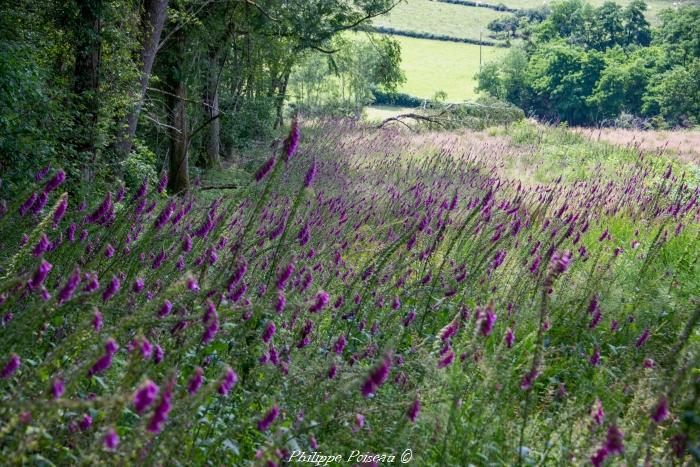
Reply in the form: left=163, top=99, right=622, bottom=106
left=1, top=354, right=21, bottom=379
left=147, top=382, right=173, bottom=433
left=133, top=380, right=159, bottom=414
left=505, top=328, right=515, bottom=348
left=157, top=174, right=168, bottom=194
left=92, top=310, right=103, bottom=331
left=276, top=263, right=295, bottom=290
left=52, top=195, right=68, bottom=227
left=43, top=170, right=66, bottom=193
left=635, top=328, right=650, bottom=348
left=88, top=339, right=118, bottom=376
left=102, top=275, right=121, bottom=302
left=28, top=259, right=52, bottom=290
left=188, top=367, right=204, bottom=395
left=255, top=155, right=276, bottom=182
left=651, top=396, right=669, bottom=423
left=479, top=304, right=497, bottom=337
left=51, top=378, right=65, bottom=399
left=361, top=357, right=391, bottom=397
left=333, top=335, right=347, bottom=355
left=20, top=194, right=38, bottom=216
left=218, top=366, right=238, bottom=396
left=303, top=160, right=317, bottom=188
left=158, top=300, right=173, bottom=317
left=257, top=404, right=280, bottom=432
left=104, top=428, right=119, bottom=450
left=406, top=398, right=421, bottom=423
left=262, top=322, right=276, bottom=343
left=309, top=291, right=329, bottom=313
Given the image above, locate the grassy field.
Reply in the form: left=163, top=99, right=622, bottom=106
left=466, top=0, right=699, bottom=22
left=391, top=35, right=507, bottom=101
left=375, top=0, right=509, bottom=41
left=363, top=105, right=418, bottom=121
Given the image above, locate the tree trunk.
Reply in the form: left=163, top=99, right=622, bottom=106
left=72, top=0, right=102, bottom=171
left=274, top=69, right=291, bottom=129
left=167, top=79, right=189, bottom=194
left=203, top=47, right=221, bottom=169
left=116, top=0, right=168, bottom=155
left=166, top=34, right=189, bottom=194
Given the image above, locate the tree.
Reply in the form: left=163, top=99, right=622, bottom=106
left=655, top=6, right=700, bottom=67
left=116, top=0, right=169, bottom=156
left=622, top=0, right=651, bottom=46
left=643, top=59, right=700, bottom=126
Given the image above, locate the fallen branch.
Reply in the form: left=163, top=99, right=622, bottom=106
left=377, top=105, right=454, bottom=130
left=199, top=183, right=239, bottom=191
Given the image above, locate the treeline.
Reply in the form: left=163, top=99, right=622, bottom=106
left=476, top=0, right=700, bottom=127
left=0, top=0, right=399, bottom=196
left=436, top=0, right=517, bottom=13
left=371, top=26, right=503, bottom=46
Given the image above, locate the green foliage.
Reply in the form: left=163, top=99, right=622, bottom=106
left=643, top=60, right=700, bottom=126
left=290, top=35, right=405, bottom=117
left=121, top=141, right=159, bottom=190
left=476, top=0, right=700, bottom=127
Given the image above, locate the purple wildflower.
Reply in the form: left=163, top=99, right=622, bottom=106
left=275, top=292, right=286, bottom=313
left=79, top=414, right=93, bottom=431
left=158, top=300, right=173, bottom=317
left=257, top=405, right=280, bottom=431
left=592, top=399, right=605, bottom=425
left=51, top=378, right=65, bottom=399
left=52, top=195, right=68, bottom=227
left=520, top=369, right=539, bottom=390
left=636, top=328, right=650, bottom=348
left=147, top=382, right=173, bottom=433
left=28, top=259, right=52, bottom=289
left=505, top=328, right=515, bottom=348
left=32, top=233, right=50, bottom=257
left=102, top=275, right=121, bottom=302
left=133, top=380, right=159, bottom=414
left=188, top=367, right=204, bottom=395
left=133, top=277, right=145, bottom=293
left=92, top=310, right=103, bottom=331
left=437, top=350, right=454, bottom=369
left=406, top=398, right=421, bottom=423
left=154, top=201, right=175, bottom=230
left=20, top=193, right=37, bottom=216
left=651, top=396, right=669, bottom=423
left=479, top=303, right=497, bottom=337
left=333, top=335, right=347, bottom=355
left=262, top=322, right=276, bottom=343
left=1, top=354, right=21, bottom=379
left=104, top=428, right=119, bottom=450
left=88, top=338, right=118, bottom=376
left=309, top=291, right=329, bottom=313
left=218, top=366, right=238, bottom=396
left=43, top=170, right=66, bottom=193
left=303, top=160, right=317, bottom=188
left=157, top=173, right=168, bottom=193
left=255, top=155, right=276, bottom=182
left=276, top=263, right=295, bottom=290
left=361, top=357, right=391, bottom=397
left=154, top=345, right=164, bottom=364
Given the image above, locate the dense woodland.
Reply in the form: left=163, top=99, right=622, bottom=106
left=0, top=0, right=404, bottom=197
left=477, top=0, right=700, bottom=126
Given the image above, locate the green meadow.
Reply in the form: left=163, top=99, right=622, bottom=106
left=374, top=0, right=509, bottom=41
left=391, top=35, right=508, bottom=101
